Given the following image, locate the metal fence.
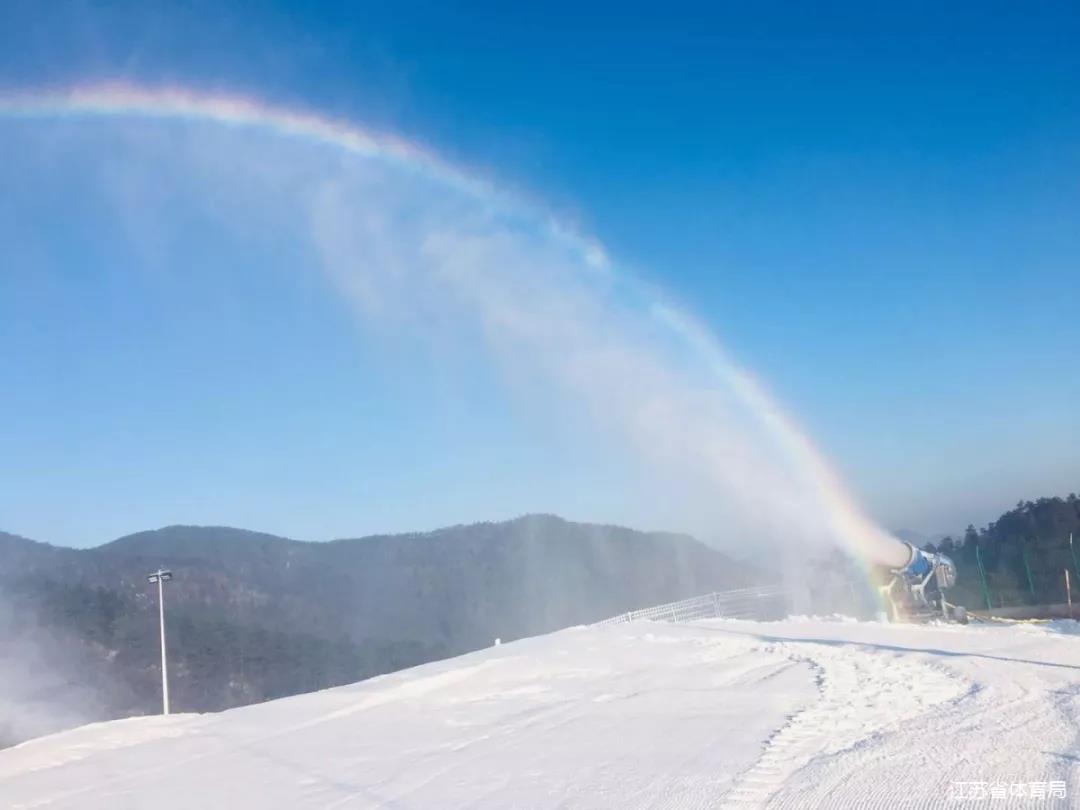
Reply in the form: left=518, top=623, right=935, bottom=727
left=593, top=585, right=790, bottom=627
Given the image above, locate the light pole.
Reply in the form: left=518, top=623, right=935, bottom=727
left=147, top=569, right=173, bottom=715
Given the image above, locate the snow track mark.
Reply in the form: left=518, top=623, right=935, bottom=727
left=719, top=638, right=969, bottom=809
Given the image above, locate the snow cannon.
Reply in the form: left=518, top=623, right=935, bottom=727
left=876, top=541, right=966, bottom=623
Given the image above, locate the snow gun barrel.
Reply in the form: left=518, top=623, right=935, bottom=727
left=865, top=532, right=956, bottom=586
left=895, top=542, right=934, bottom=577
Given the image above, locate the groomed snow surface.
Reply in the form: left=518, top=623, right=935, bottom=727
left=2, top=617, right=1078, bottom=808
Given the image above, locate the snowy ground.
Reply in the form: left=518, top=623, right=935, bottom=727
left=2, top=617, right=1078, bottom=808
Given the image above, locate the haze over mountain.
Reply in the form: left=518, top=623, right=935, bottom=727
left=0, top=515, right=759, bottom=747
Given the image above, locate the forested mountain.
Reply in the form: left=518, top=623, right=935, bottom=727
left=0, top=516, right=756, bottom=746
left=925, top=495, right=1080, bottom=610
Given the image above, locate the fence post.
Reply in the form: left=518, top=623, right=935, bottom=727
left=1023, top=542, right=1037, bottom=601
left=976, top=544, right=993, bottom=612
left=1070, top=534, right=1080, bottom=583
left=1066, top=569, right=1073, bottom=620
left=712, top=592, right=721, bottom=618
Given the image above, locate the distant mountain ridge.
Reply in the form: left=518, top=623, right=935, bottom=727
left=0, top=515, right=758, bottom=746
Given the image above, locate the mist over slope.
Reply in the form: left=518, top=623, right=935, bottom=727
left=0, top=515, right=758, bottom=745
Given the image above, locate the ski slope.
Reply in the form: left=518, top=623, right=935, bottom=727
left=2, top=617, right=1078, bottom=808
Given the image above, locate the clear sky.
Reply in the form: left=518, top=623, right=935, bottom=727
left=1, top=1, right=1078, bottom=547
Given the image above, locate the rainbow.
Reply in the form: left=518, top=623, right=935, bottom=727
left=0, top=82, right=905, bottom=575
left=653, top=305, right=908, bottom=571
left=0, top=83, right=611, bottom=271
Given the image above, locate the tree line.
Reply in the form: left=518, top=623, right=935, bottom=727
left=924, top=495, right=1080, bottom=609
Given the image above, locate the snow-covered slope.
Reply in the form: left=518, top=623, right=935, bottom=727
left=2, top=617, right=1078, bottom=808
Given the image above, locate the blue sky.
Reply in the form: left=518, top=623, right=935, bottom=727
left=2, top=2, right=1078, bottom=547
